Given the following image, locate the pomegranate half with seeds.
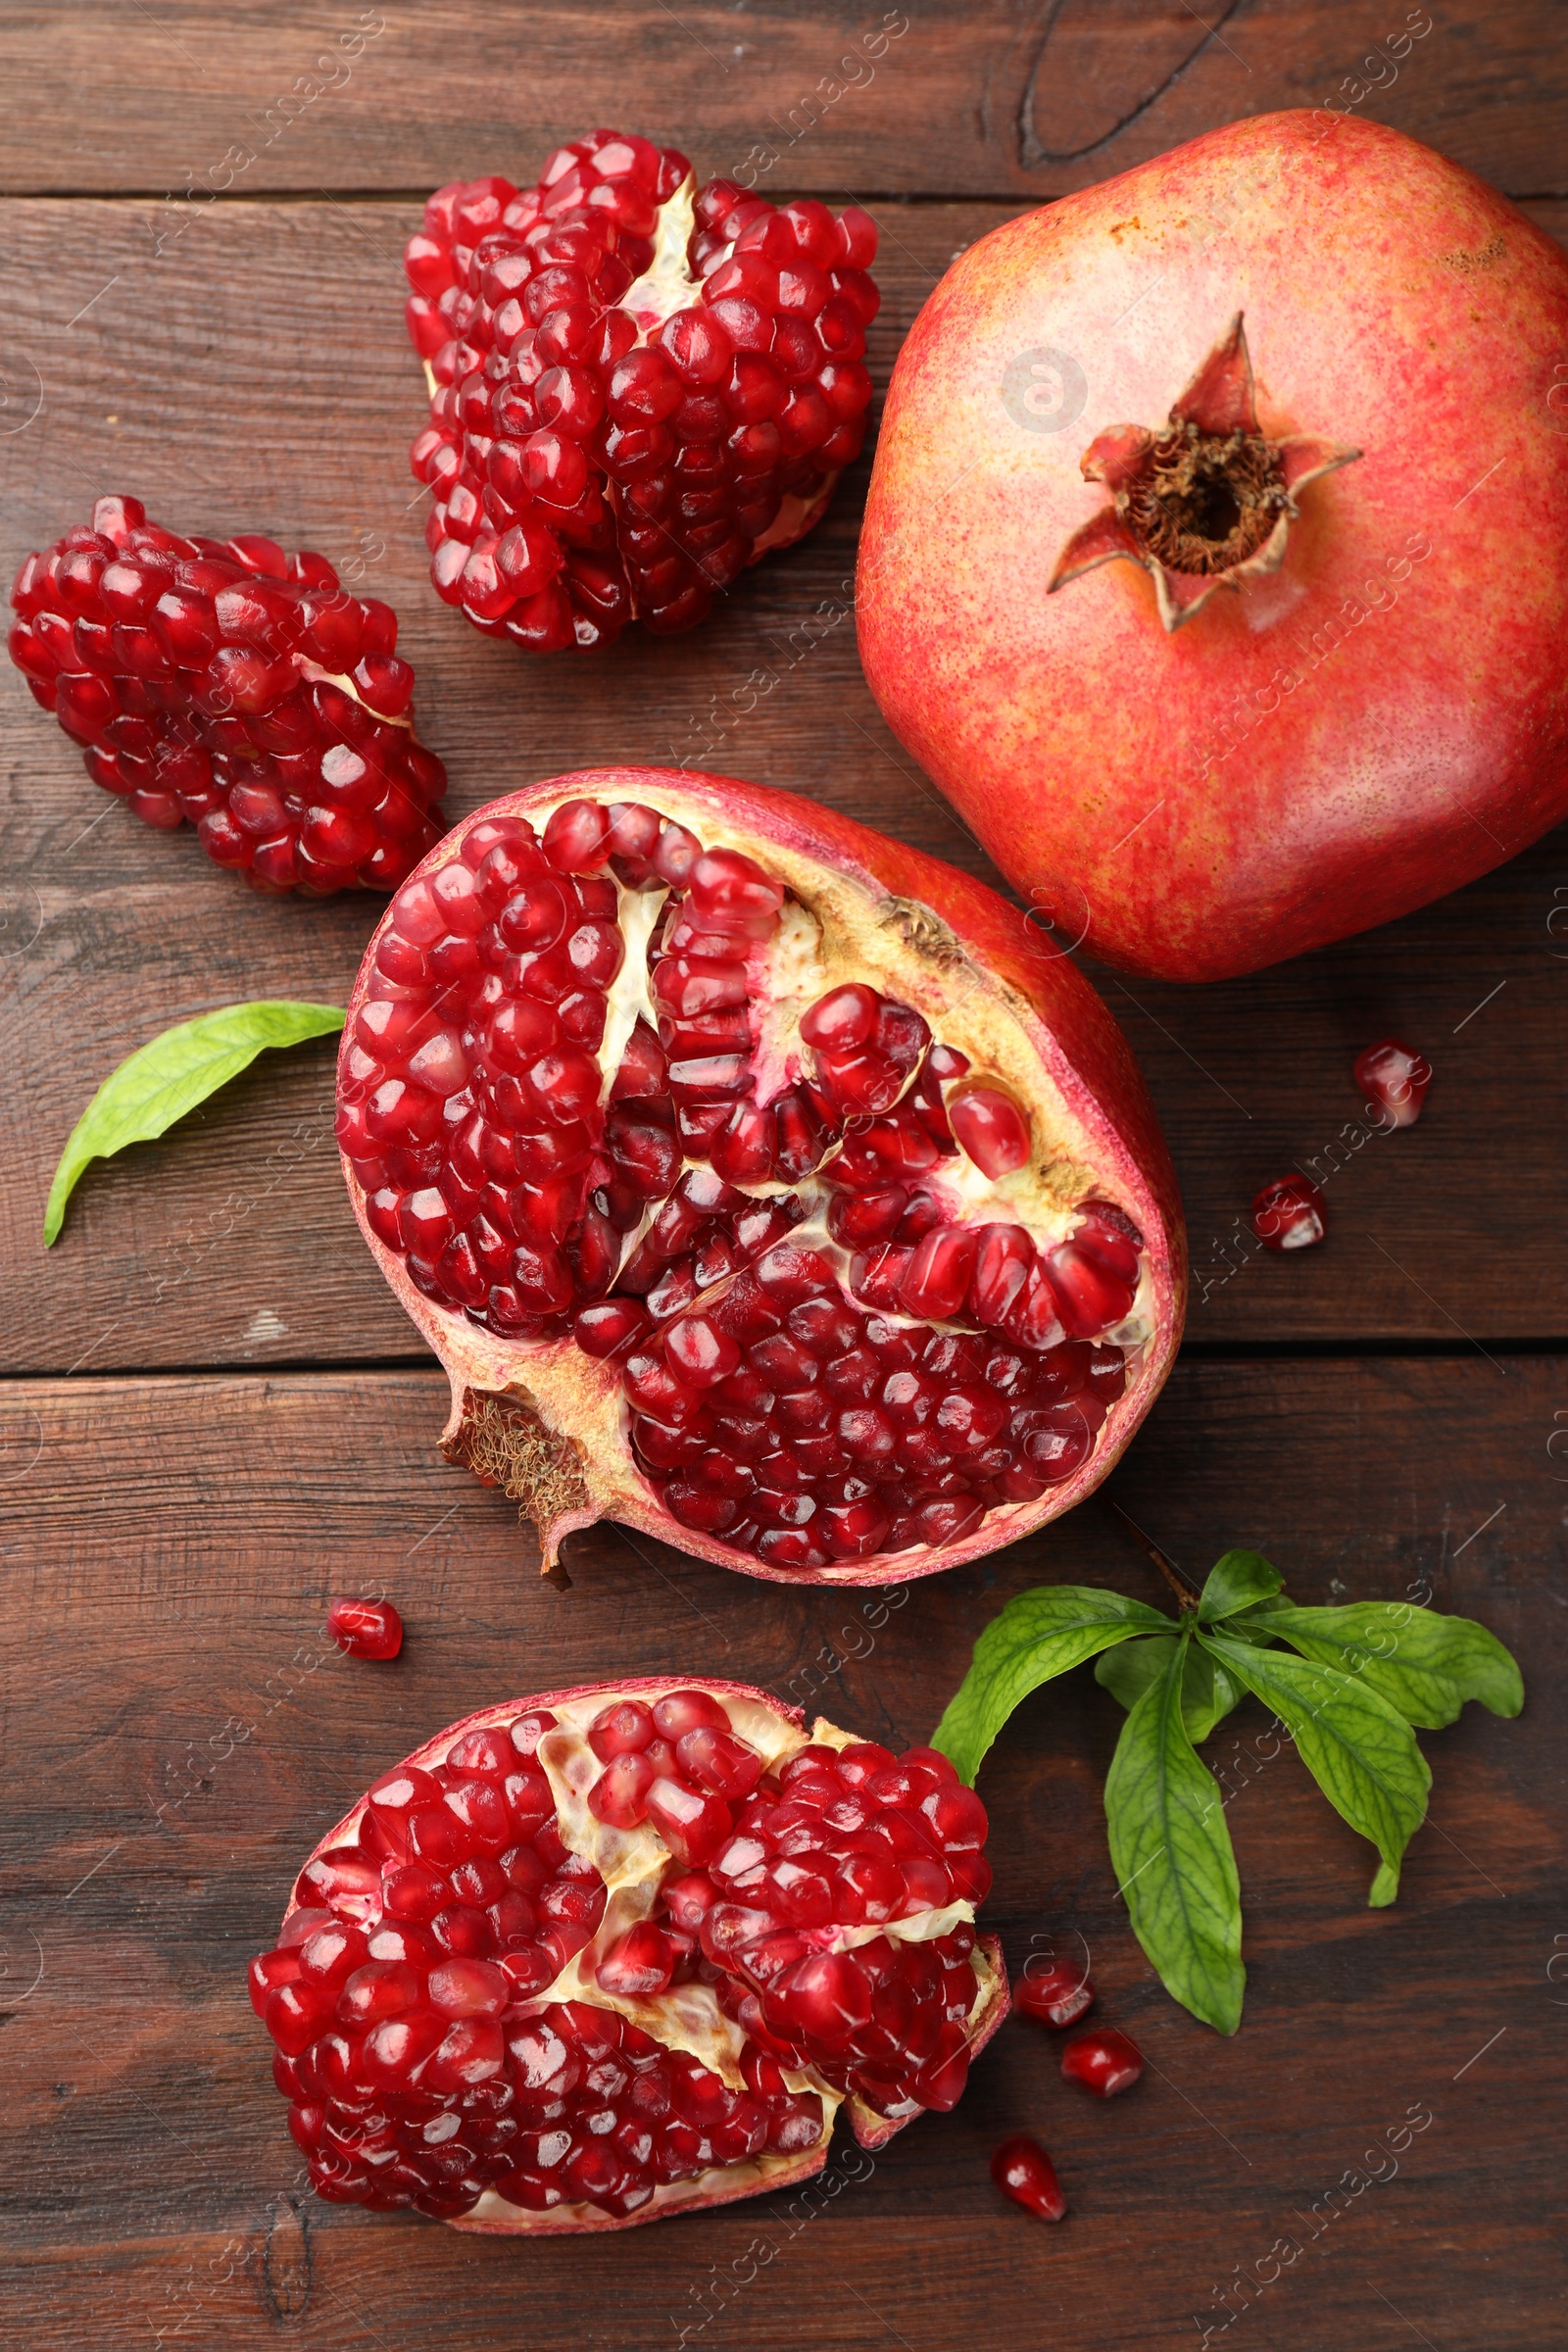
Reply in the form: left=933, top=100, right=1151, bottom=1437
left=8, top=497, right=446, bottom=893
left=405, top=127, right=878, bottom=648
left=253, top=1680, right=1009, bottom=2230
left=335, top=768, right=1185, bottom=1582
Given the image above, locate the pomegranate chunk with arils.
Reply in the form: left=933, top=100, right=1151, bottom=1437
left=252, top=1679, right=1011, bottom=2233
left=335, top=768, right=1187, bottom=1585
left=405, top=129, right=879, bottom=647
left=8, top=498, right=446, bottom=893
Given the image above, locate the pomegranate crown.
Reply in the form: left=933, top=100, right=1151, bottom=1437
left=1047, top=314, right=1360, bottom=631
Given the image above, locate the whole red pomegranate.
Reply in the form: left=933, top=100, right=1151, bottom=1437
left=335, top=768, right=1185, bottom=1582
left=406, top=127, right=878, bottom=648
left=857, top=113, right=1568, bottom=982
left=252, top=1680, right=1009, bottom=2230
left=9, top=497, right=445, bottom=894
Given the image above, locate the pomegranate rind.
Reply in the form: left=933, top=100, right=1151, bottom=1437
left=277, top=1681, right=1007, bottom=2235
left=338, top=766, right=1186, bottom=1584
left=857, top=112, right=1568, bottom=982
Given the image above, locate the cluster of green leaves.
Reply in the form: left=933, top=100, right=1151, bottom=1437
left=44, top=1002, right=346, bottom=1244
left=932, top=1551, right=1522, bottom=2034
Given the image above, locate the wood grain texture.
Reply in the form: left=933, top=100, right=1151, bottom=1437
left=3, top=194, right=1566, bottom=1370
left=2, top=20, right=1565, bottom=2349
left=0, top=1357, right=1557, bottom=2348
left=0, top=1, right=1564, bottom=200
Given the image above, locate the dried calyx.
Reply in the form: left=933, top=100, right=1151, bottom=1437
left=253, top=1680, right=1008, bottom=2231
left=335, top=769, right=1186, bottom=1583
left=1048, top=314, right=1360, bottom=632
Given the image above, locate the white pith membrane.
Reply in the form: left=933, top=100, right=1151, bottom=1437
left=264, top=1684, right=1008, bottom=2236
left=337, top=784, right=1166, bottom=1583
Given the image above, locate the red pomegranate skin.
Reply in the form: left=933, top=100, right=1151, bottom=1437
left=857, top=112, right=1568, bottom=983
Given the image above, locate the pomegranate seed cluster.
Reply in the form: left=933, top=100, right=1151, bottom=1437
left=404, top=128, right=879, bottom=647
left=254, top=1689, right=998, bottom=2226
left=589, top=1697, right=989, bottom=2119
left=9, top=499, right=446, bottom=893
left=339, top=795, right=1148, bottom=1568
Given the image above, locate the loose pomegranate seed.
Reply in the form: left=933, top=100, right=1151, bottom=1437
left=327, top=1598, right=404, bottom=1660
left=1250, top=1174, right=1326, bottom=1250
left=1012, top=1957, right=1093, bottom=2028
left=257, top=1683, right=1006, bottom=2230
left=9, top=497, right=444, bottom=893
left=406, top=134, right=879, bottom=648
left=1060, top=2027, right=1143, bottom=2098
left=1354, top=1038, right=1432, bottom=1128
left=341, top=795, right=1150, bottom=1570
left=991, top=2132, right=1067, bottom=2222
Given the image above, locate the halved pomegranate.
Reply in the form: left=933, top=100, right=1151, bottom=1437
left=405, top=128, right=878, bottom=647
left=335, top=768, right=1185, bottom=1582
left=253, top=1680, right=1009, bottom=2231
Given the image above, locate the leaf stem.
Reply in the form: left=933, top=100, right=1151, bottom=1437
left=1103, top=1498, right=1202, bottom=1612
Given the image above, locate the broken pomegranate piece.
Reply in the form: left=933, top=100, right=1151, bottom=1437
left=9, top=498, right=446, bottom=893
left=1354, top=1039, right=1432, bottom=1129
left=253, top=1680, right=1009, bottom=2231
left=405, top=130, right=878, bottom=647
left=336, top=768, right=1186, bottom=1582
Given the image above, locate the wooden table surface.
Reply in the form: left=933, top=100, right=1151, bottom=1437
left=2, top=7, right=1564, bottom=2347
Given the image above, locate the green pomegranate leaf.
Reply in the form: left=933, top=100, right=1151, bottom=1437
left=931, top=1585, right=1171, bottom=1787
left=1247, top=1600, right=1523, bottom=1729
left=1199, top=1548, right=1283, bottom=1622
left=43, top=1001, right=346, bottom=1245
left=1200, top=1633, right=1431, bottom=1905
left=1095, top=1635, right=1246, bottom=1745
left=1103, top=1635, right=1245, bottom=2034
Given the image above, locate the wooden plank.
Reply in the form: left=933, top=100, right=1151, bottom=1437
left=0, top=1, right=1565, bottom=200
left=4, top=191, right=1567, bottom=1367
left=0, top=1355, right=1558, bottom=2346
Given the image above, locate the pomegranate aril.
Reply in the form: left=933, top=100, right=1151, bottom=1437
left=992, top=2133, right=1067, bottom=2223
left=652, top=1688, right=731, bottom=1738
left=1251, top=1174, right=1326, bottom=1250
left=1355, top=1037, right=1432, bottom=1127
left=900, top=1224, right=979, bottom=1320
left=327, top=1597, right=404, bottom=1660
left=597, top=1922, right=678, bottom=1997
left=588, top=1749, right=657, bottom=1828
left=1013, top=1960, right=1093, bottom=2029
left=588, top=1698, right=656, bottom=1760
left=675, top=1725, right=761, bottom=1798
left=1061, top=2026, right=1143, bottom=2097
left=949, top=1087, right=1032, bottom=1177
